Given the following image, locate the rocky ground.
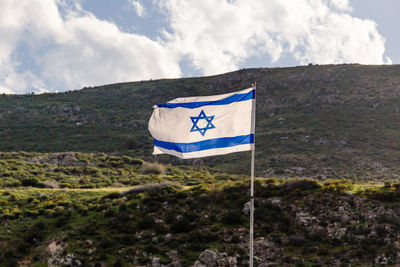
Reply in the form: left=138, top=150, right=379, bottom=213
left=2, top=178, right=399, bottom=266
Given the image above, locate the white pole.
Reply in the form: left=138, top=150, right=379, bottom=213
left=249, top=82, right=256, bottom=267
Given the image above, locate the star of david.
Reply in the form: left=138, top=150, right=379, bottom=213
left=190, top=110, right=215, bottom=136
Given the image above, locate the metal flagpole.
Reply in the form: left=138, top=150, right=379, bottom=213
left=249, top=82, right=256, bottom=267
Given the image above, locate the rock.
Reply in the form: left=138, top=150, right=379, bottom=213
left=43, top=180, right=60, bottom=189
left=162, top=201, right=168, bottom=209
left=287, top=256, right=304, bottom=264
left=313, top=138, right=330, bottom=145
left=192, top=261, right=206, bottom=267
left=88, top=247, right=96, bottom=255
left=375, top=254, right=388, bottom=265
left=288, top=235, right=307, bottom=247
left=258, top=263, right=279, bottom=267
left=152, top=257, right=161, bottom=267
left=199, top=250, right=217, bottom=266
left=267, top=197, right=281, bottom=208
left=254, top=238, right=276, bottom=252
left=242, top=202, right=251, bottom=216
left=295, top=212, right=314, bottom=226
left=46, top=241, right=64, bottom=257
left=227, top=256, right=237, bottom=266
left=165, top=233, right=173, bottom=242
left=169, top=260, right=182, bottom=267
left=152, top=237, right=159, bottom=244
left=166, top=250, right=178, bottom=259
left=396, top=252, right=400, bottom=263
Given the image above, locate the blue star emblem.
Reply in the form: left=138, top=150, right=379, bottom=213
left=190, top=110, right=215, bottom=136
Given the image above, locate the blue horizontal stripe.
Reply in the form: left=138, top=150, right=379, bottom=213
left=154, top=134, right=254, bottom=153
left=157, top=90, right=255, bottom=109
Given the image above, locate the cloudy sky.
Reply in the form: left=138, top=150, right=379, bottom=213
left=0, top=0, right=398, bottom=94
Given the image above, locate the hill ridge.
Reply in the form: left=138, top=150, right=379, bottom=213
left=2, top=64, right=400, bottom=179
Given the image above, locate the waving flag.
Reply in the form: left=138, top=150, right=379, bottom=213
left=148, top=87, right=255, bottom=159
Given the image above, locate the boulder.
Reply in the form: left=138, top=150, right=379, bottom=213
left=199, top=250, right=217, bottom=266
left=243, top=202, right=251, bottom=216
left=152, top=257, right=161, bottom=267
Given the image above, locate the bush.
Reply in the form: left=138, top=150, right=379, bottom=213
left=21, top=177, right=42, bottom=187
left=23, top=221, right=46, bottom=243
left=281, top=179, right=321, bottom=192
left=322, top=179, right=353, bottom=192
left=221, top=211, right=244, bottom=225
left=124, top=139, right=139, bottom=150
left=264, top=177, right=278, bottom=185
left=137, top=215, right=156, bottom=230
left=170, top=218, right=192, bottom=233
left=24, top=209, right=39, bottom=217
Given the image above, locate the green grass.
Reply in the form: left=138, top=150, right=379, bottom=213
left=0, top=172, right=398, bottom=265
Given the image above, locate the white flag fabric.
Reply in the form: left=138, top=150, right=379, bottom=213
left=148, top=87, right=255, bottom=159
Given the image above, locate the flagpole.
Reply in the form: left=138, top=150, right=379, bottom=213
left=249, top=82, right=256, bottom=267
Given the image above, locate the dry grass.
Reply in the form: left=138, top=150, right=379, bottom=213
left=141, top=162, right=166, bottom=175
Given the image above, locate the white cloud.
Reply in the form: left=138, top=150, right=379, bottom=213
left=0, top=0, right=180, bottom=94
left=128, top=0, right=146, bottom=18
left=160, top=0, right=390, bottom=75
left=0, top=0, right=391, bottom=94
left=330, top=0, right=352, bottom=12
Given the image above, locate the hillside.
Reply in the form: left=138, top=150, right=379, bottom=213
left=1, top=153, right=400, bottom=266
left=3, top=65, right=400, bottom=266
left=2, top=64, right=400, bottom=179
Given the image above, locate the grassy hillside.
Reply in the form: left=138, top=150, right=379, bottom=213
left=2, top=64, right=400, bottom=179
left=1, top=152, right=400, bottom=266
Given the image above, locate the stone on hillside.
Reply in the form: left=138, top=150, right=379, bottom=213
left=162, top=201, right=168, bottom=209
left=165, top=233, right=173, bottom=242
left=47, top=241, right=64, bottom=257
left=242, top=202, right=251, bottom=216
left=152, top=237, right=158, bottom=243
left=199, top=250, right=217, bottom=266
left=193, top=261, right=206, bottom=267
left=267, top=198, right=282, bottom=208
left=169, top=261, right=182, bottom=267
left=43, top=180, right=60, bottom=189
left=166, top=250, right=178, bottom=259
left=151, top=257, right=161, bottom=267
left=375, top=254, right=388, bottom=265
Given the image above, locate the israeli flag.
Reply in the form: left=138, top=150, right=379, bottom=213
left=148, top=87, right=255, bottom=159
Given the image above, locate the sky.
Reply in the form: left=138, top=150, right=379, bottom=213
left=0, top=0, right=398, bottom=94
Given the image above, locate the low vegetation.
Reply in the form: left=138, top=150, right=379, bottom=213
left=0, top=152, right=399, bottom=266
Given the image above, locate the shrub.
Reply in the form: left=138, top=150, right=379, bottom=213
left=24, top=209, right=39, bottom=217
left=21, top=177, right=42, bottom=187
left=2, top=179, right=21, bottom=187
left=264, top=177, right=278, bottom=185
left=102, top=192, right=121, bottom=200
left=170, top=218, right=192, bottom=233
left=137, top=215, right=156, bottom=230
left=124, top=139, right=139, bottom=150
left=100, top=237, right=117, bottom=249
left=23, top=221, right=46, bottom=243
left=281, top=179, right=321, bottom=192
left=384, top=181, right=392, bottom=188
left=322, top=179, right=353, bottom=192
left=221, top=211, right=244, bottom=225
